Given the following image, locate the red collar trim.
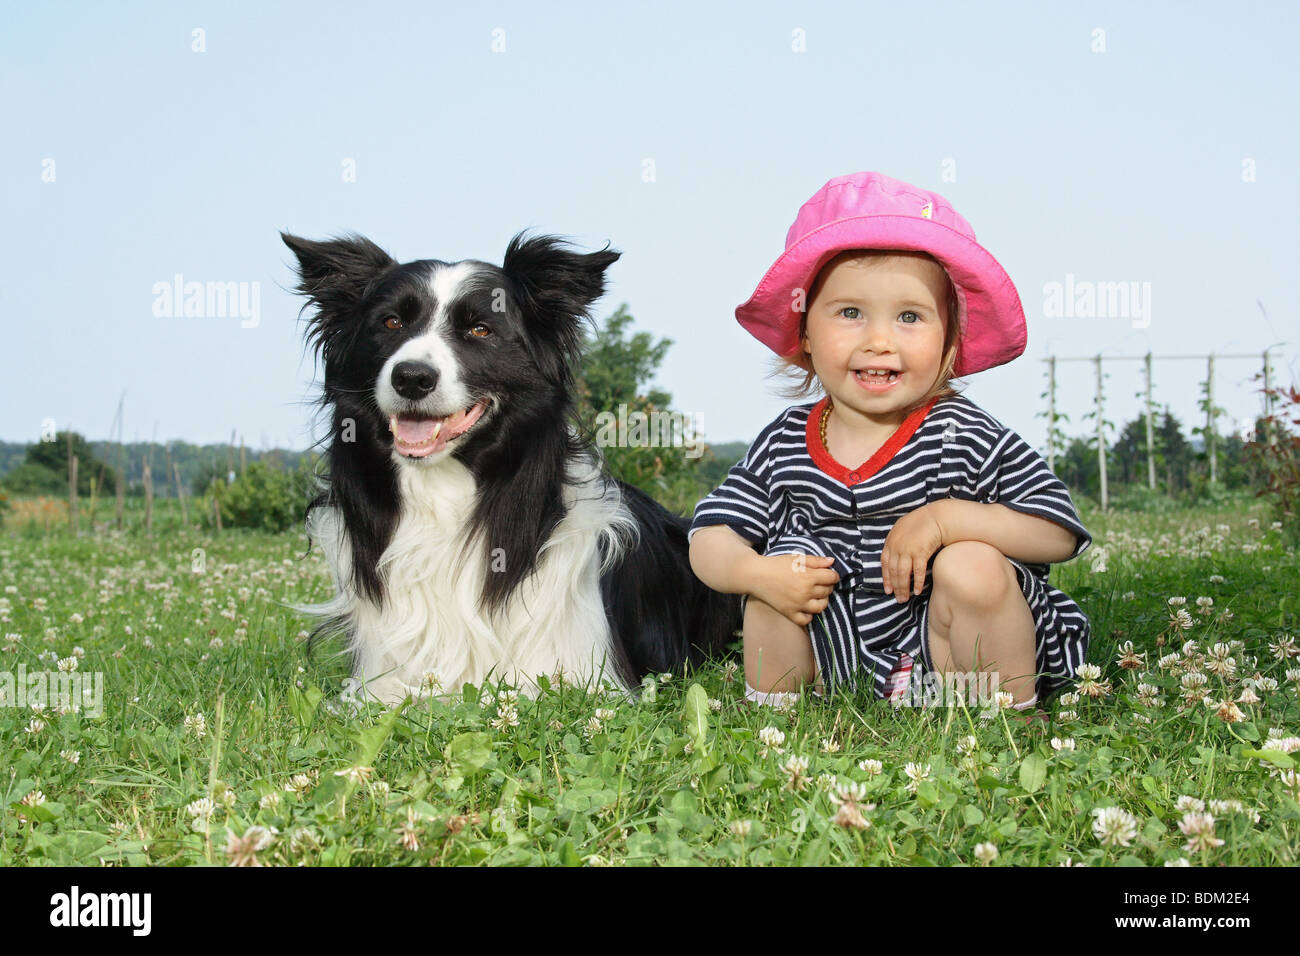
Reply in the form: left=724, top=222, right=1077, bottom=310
left=805, top=396, right=938, bottom=486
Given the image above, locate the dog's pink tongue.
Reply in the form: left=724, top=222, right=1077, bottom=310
left=394, top=417, right=439, bottom=444
left=392, top=416, right=443, bottom=458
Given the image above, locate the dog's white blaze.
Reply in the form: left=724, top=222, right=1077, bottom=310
left=374, top=262, right=478, bottom=416
left=302, top=453, right=637, bottom=705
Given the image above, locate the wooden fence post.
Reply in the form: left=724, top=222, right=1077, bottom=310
left=174, top=462, right=189, bottom=525
left=1144, top=352, right=1156, bottom=489
left=1095, top=355, right=1108, bottom=510
left=1206, top=354, right=1217, bottom=485
left=1047, top=356, right=1057, bottom=473
left=115, top=465, right=125, bottom=531
left=1262, top=349, right=1274, bottom=445
left=69, top=451, right=78, bottom=535
left=143, top=459, right=153, bottom=533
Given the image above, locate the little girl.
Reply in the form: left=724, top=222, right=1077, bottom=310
left=688, top=171, right=1091, bottom=711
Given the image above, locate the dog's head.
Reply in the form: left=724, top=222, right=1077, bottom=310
left=283, top=231, right=621, bottom=464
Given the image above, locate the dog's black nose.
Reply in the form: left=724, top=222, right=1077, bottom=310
left=392, top=361, right=439, bottom=400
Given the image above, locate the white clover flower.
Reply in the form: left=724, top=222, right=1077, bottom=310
left=1268, top=635, right=1298, bottom=660
left=1167, top=596, right=1187, bottom=608
left=781, top=755, right=811, bottom=791
left=1091, top=807, right=1138, bottom=847
left=491, top=703, right=520, bottom=731
left=1076, top=664, right=1102, bottom=681
left=1174, top=795, right=1205, bottom=814
left=1179, top=812, right=1224, bottom=853
left=903, top=762, right=932, bottom=793
left=858, top=758, right=884, bottom=775
left=1215, top=699, right=1246, bottom=723
left=283, top=772, right=315, bottom=795
left=729, top=819, right=753, bottom=838
left=184, top=712, right=207, bottom=739
left=758, top=726, right=785, bottom=753
left=1050, top=737, right=1076, bottom=751
left=225, top=825, right=277, bottom=867
left=333, top=765, right=373, bottom=785
left=973, top=842, right=998, bottom=865
left=829, top=780, right=874, bottom=830
left=186, top=797, right=216, bottom=820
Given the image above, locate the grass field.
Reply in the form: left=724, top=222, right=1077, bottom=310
left=1, top=495, right=1297, bottom=866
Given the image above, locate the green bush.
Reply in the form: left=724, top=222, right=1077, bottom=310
left=0, top=461, right=64, bottom=496
left=200, top=459, right=318, bottom=533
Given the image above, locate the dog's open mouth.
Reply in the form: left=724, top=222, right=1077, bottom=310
left=389, top=399, right=490, bottom=458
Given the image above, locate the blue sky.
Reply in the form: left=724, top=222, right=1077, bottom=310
left=2, top=1, right=1296, bottom=454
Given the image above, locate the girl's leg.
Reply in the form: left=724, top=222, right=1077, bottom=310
left=926, top=541, right=1038, bottom=704
left=743, top=596, right=819, bottom=694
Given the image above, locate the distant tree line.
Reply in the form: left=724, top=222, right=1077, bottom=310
left=0, top=435, right=314, bottom=499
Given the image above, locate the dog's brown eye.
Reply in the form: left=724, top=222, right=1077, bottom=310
left=384, top=316, right=403, bottom=331
left=469, top=324, right=491, bottom=338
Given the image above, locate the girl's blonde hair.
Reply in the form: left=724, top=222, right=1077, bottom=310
left=769, top=249, right=964, bottom=413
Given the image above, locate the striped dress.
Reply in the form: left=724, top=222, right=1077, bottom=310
left=689, top=393, right=1092, bottom=700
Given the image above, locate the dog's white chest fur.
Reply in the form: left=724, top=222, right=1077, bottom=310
left=306, top=456, right=633, bottom=704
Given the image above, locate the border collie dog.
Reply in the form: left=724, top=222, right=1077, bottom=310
left=284, top=231, right=739, bottom=705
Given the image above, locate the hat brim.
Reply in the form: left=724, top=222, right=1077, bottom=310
left=736, top=215, right=1026, bottom=376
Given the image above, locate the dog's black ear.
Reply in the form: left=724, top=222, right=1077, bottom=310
left=502, top=232, right=621, bottom=379
left=282, top=232, right=396, bottom=313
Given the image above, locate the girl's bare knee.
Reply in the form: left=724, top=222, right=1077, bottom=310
left=931, top=541, right=1018, bottom=614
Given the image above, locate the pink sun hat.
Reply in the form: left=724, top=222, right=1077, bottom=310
left=735, top=171, right=1027, bottom=377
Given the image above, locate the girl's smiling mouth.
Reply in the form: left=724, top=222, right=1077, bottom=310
left=854, top=367, right=900, bottom=391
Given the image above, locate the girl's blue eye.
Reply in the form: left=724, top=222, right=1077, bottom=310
left=899, top=311, right=921, bottom=324
left=840, top=307, right=860, bottom=319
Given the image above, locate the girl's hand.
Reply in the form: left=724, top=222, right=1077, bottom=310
left=881, top=505, right=945, bottom=602
left=752, top=554, right=839, bottom=627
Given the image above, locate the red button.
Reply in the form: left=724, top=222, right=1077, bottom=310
left=849, top=471, right=860, bottom=482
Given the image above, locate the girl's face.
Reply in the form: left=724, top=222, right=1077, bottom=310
left=802, top=253, right=950, bottom=429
